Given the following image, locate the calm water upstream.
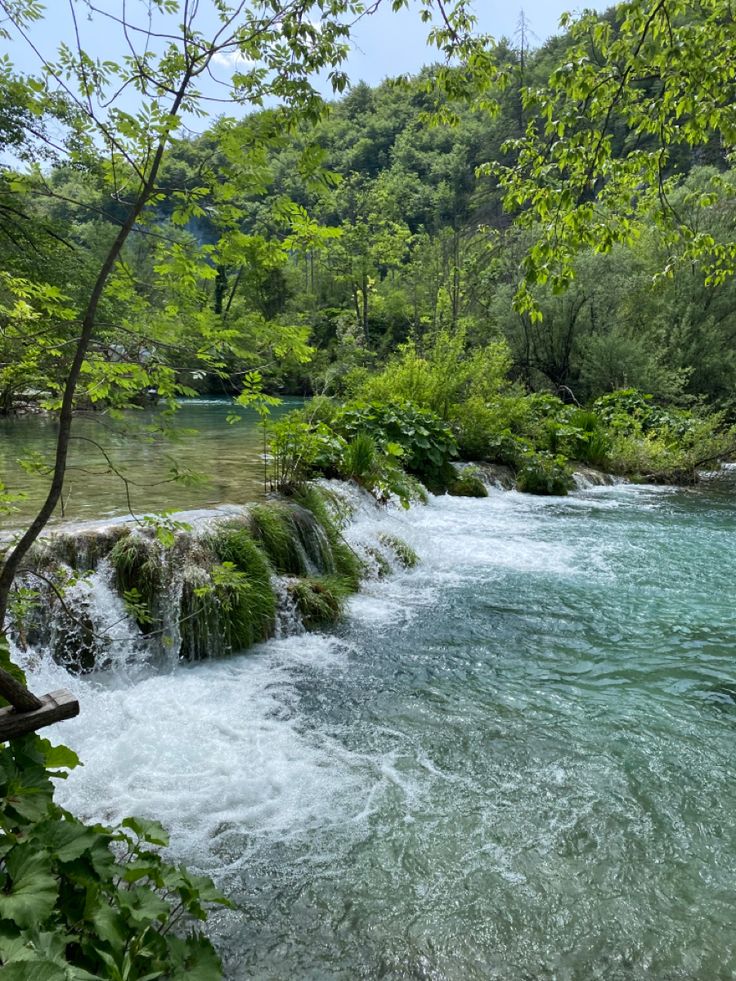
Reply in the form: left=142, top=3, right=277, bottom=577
left=0, top=398, right=302, bottom=525
left=19, top=470, right=736, bottom=979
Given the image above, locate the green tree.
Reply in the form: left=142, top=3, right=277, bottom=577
left=488, top=0, right=736, bottom=316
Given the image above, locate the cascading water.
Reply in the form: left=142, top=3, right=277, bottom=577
left=14, top=472, right=736, bottom=979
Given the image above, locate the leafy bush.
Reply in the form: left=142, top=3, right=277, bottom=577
left=515, top=450, right=574, bottom=495
left=593, top=388, right=695, bottom=439
left=332, top=400, right=457, bottom=486
left=448, top=472, right=489, bottom=498
left=268, top=417, right=345, bottom=490
left=596, top=388, right=735, bottom=480
left=0, top=728, right=228, bottom=979
left=352, top=329, right=512, bottom=419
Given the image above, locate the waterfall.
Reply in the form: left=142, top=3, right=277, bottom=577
left=9, top=483, right=422, bottom=677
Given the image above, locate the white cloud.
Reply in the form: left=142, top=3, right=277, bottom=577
left=212, top=50, right=256, bottom=70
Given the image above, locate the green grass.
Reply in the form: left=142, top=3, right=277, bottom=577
left=290, top=484, right=365, bottom=589
left=249, top=503, right=308, bottom=575
left=378, top=534, right=419, bottom=569
left=108, top=533, right=163, bottom=631
left=208, top=525, right=277, bottom=652
left=288, top=575, right=350, bottom=630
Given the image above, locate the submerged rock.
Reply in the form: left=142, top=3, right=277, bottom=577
left=448, top=472, right=488, bottom=498
left=571, top=466, right=622, bottom=490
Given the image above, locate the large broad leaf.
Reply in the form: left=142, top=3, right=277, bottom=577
left=90, top=903, right=127, bottom=954
left=120, top=817, right=169, bottom=847
left=0, top=961, right=68, bottom=981
left=165, top=934, right=224, bottom=981
left=116, top=886, right=169, bottom=925
left=0, top=848, right=58, bottom=929
left=34, top=819, right=101, bottom=864
left=37, top=741, right=81, bottom=774
left=4, top=764, right=54, bottom=823
left=0, top=927, right=102, bottom=979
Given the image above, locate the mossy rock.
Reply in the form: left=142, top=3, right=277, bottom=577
left=448, top=474, right=488, bottom=498
left=378, top=534, right=419, bottom=569
left=516, top=452, right=573, bottom=496
left=288, top=576, right=344, bottom=630
left=207, top=525, right=277, bottom=653
left=109, top=532, right=163, bottom=631
left=364, top=545, right=392, bottom=578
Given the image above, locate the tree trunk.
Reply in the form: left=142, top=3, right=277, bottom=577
left=0, top=68, right=195, bottom=640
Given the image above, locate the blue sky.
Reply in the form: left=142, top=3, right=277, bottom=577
left=346, top=1, right=612, bottom=87
left=1, top=1, right=613, bottom=119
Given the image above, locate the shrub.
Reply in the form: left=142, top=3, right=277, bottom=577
left=0, top=723, right=228, bottom=979
left=332, top=400, right=457, bottom=486
left=352, top=329, right=512, bottom=419
left=268, top=416, right=345, bottom=490
left=515, top=450, right=574, bottom=495
left=448, top=473, right=489, bottom=498
left=288, top=576, right=345, bottom=630
left=597, top=389, right=736, bottom=480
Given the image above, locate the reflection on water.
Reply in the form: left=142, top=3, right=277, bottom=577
left=0, top=397, right=303, bottom=525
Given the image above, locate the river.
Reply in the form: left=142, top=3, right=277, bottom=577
left=0, top=398, right=302, bottom=525
left=14, top=456, right=736, bottom=978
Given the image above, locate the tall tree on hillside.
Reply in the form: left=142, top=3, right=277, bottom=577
left=488, top=0, right=736, bottom=317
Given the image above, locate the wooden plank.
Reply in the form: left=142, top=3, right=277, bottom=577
left=0, top=667, right=43, bottom=712
left=0, top=689, right=80, bottom=741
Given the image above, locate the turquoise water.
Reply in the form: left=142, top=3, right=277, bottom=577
left=22, top=472, right=736, bottom=979
left=0, top=398, right=302, bottom=525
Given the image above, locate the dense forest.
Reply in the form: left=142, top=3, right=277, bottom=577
left=2, top=8, right=736, bottom=417
left=2, top=0, right=736, bottom=977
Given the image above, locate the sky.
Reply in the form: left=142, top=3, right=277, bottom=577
left=0, top=0, right=614, bottom=123
left=345, top=0, right=612, bottom=88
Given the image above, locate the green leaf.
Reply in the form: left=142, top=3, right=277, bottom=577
left=121, top=816, right=169, bottom=847
left=0, top=848, right=58, bottom=929
left=38, top=742, right=81, bottom=773
left=34, top=818, right=101, bottom=864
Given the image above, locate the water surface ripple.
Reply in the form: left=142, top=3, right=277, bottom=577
left=25, top=475, right=736, bottom=980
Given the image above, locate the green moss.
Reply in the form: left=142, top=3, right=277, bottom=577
left=364, top=545, right=392, bottom=578
left=109, top=533, right=162, bottom=631
left=249, top=503, right=307, bottom=575
left=515, top=451, right=573, bottom=496
left=288, top=576, right=345, bottom=630
left=447, top=473, right=488, bottom=498
left=378, top=534, right=419, bottom=569
left=209, top=525, right=276, bottom=652
left=290, top=484, right=365, bottom=588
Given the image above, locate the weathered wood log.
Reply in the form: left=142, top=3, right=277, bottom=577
left=0, top=666, right=43, bottom=712
left=0, top=689, right=79, bottom=740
